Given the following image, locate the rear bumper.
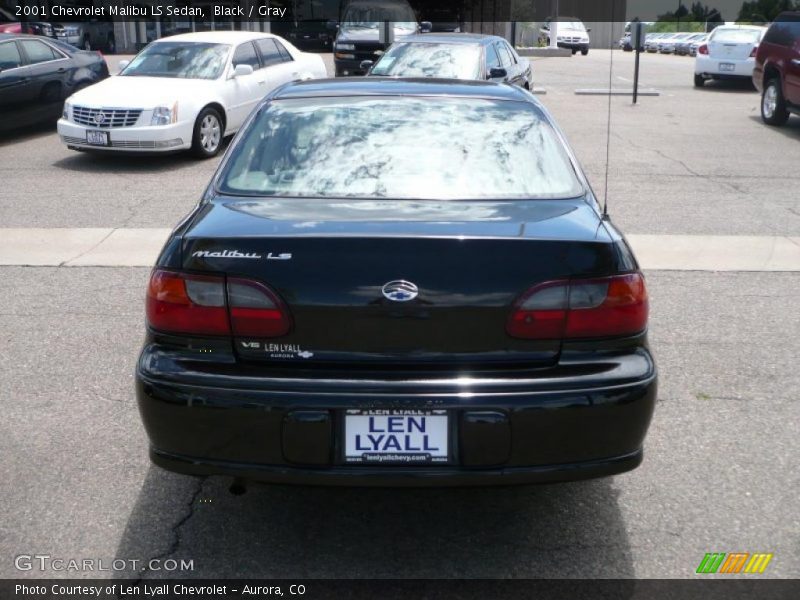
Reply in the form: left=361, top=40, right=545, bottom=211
left=334, top=56, right=370, bottom=76
left=695, top=55, right=756, bottom=78
left=151, top=447, right=644, bottom=487
left=136, top=346, right=657, bottom=486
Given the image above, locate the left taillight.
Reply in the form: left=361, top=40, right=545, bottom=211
left=146, top=269, right=291, bottom=338
left=147, top=270, right=230, bottom=336
left=749, top=46, right=758, bottom=58
left=507, top=273, right=649, bottom=340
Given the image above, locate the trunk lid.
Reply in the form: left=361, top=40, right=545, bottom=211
left=180, top=197, right=618, bottom=368
left=708, top=29, right=763, bottom=59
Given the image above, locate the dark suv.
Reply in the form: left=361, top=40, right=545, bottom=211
left=753, top=12, right=800, bottom=126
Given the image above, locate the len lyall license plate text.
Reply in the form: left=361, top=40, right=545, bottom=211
left=344, top=409, right=448, bottom=464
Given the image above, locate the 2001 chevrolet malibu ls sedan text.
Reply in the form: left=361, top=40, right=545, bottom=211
left=136, top=78, right=657, bottom=486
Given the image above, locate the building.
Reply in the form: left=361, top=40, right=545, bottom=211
left=3, top=0, right=628, bottom=53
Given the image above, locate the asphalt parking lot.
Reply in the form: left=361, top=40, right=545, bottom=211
left=0, top=49, right=798, bottom=579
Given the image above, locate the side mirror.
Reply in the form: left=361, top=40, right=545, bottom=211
left=359, top=59, right=374, bottom=72
left=586, top=28, right=592, bottom=32
left=232, top=64, right=254, bottom=78
left=488, top=67, right=507, bottom=79
left=326, top=20, right=339, bottom=30
left=117, top=60, right=130, bottom=72
left=420, top=21, right=433, bottom=33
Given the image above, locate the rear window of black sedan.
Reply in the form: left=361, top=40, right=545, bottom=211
left=218, top=96, right=583, bottom=201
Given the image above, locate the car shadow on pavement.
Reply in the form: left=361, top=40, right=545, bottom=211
left=114, top=466, right=636, bottom=582
left=747, top=115, right=800, bottom=140
left=0, top=121, right=59, bottom=147
left=695, top=80, right=758, bottom=94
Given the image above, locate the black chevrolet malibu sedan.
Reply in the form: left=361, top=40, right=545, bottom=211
left=137, top=78, right=657, bottom=486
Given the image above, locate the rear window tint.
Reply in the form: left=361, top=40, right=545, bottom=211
left=763, top=18, right=800, bottom=46
left=219, top=96, right=584, bottom=201
left=711, top=28, right=763, bottom=44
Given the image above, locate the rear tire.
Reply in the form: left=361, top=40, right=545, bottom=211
left=694, top=74, right=705, bottom=88
left=761, top=78, right=790, bottom=126
left=191, top=107, right=224, bottom=158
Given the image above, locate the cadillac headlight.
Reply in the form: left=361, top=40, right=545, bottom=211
left=336, top=42, right=355, bottom=51
left=151, top=103, right=178, bottom=126
left=62, top=101, right=71, bottom=120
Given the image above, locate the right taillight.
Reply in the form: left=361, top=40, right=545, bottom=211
left=227, top=278, right=292, bottom=337
left=698, top=44, right=708, bottom=55
left=507, top=273, right=648, bottom=340
left=146, top=269, right=291, bottom=338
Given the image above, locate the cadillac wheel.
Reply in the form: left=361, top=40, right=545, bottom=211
left=193, top=108, right=223, bottom=158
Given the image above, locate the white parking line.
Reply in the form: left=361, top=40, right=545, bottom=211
left=0, top=229, right=798, bottom=272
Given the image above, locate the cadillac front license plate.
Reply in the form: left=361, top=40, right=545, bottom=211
left=344, top=409, right=449, bottom=464
left=86, top=130, right=109, bottom=146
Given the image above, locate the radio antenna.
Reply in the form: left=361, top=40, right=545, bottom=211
left=603, top=1, right=616, bottom=218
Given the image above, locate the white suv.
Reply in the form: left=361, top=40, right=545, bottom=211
left=539, top=17, right=591, bottom=55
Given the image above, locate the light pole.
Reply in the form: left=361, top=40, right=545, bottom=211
left=549, top=0, right=560, bottom=49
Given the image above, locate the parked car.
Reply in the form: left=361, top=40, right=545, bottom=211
left=539, top=16, right=591, bottom=55
left=659, top=32, right=693, bottom=54
left=54, top=19, right=116, bottom=53
left=619, top=33, right=632, bottom=51
left=135, top=78, right=657, bottom=487
left=694, top=25, right=766, bottom=87
left=753, top=12, right=800, bottom=126
left=0, top=6, right=55, bottom=38
left=0, top=33, right=108, bottom=132
left=364, top=33, right=532, bottom=89
left=332, top=0, right=432, bottom=76
left=688, top=34, right=709, bottom=56
left=675, top=33, right=706, bottom=56
left=57, top=31, right=326, bottom=157
left=645, top=33, right=668, bottom=52
left=284, top=21, right=334, bottom=51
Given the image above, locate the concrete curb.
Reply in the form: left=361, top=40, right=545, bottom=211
left=1, top=229, right=799, bottom=272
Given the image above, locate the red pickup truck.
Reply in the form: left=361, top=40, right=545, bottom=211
left=753, top=12, right=800, bottom=126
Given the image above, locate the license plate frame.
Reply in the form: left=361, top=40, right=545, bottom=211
left=719, top=62, right=736, bottom=72
left=86, top=130, right=109, bottom=146
left=343, top=409, right=451, bottom=465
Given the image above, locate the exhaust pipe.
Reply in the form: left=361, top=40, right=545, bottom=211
left=229, top=478, right=247, bottom=496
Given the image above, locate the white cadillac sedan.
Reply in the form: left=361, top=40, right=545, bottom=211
left=694, top=25, right=766, bottom=87
left=58, top=31, right=327, bottom=157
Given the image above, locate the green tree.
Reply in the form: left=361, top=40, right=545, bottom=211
left=651, top=3, right=724, bottom=32
left=737, top=0, right=800, bottom=24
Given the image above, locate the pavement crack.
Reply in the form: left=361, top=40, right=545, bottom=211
left=133, top=476, right=206, bottom=582
left=120, top=196, right=151, bottom=228
left=58, top=229, right=116, bottom=267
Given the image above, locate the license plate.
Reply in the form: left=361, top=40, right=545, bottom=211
left=719, top=62, right=735, bottom=72
left=86, top=130, right=109, bottom=146
left=344, top=409, right=449, bottom=464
